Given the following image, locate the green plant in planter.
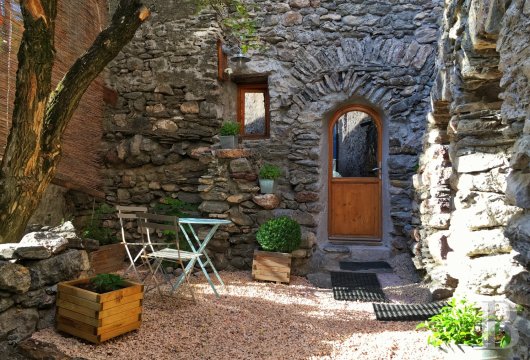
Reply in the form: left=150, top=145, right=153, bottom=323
left=89, top=273, right=126, bottom=293
left=220, top=120, right=240, bottom=136
left=417, top=297, right=511, bottom=348
left=259, top=163, right=281, bottom=180
left=256, top=216, right=301, bottom=253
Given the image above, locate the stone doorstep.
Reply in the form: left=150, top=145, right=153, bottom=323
left=318, top=243, right=391, bottom=272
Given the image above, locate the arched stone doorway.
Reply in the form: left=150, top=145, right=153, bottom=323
left=328, top=104, right=382, bottom=244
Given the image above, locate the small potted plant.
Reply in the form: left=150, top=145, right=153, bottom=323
left=417, top=297, right=514, bottom=360
left=57, top=273, right=144, bottom=344
left=219, top=120, right=240, bottom=149
left=252, top=216, right=301, bottom=284
left=258, top=163, right=281, bottom=194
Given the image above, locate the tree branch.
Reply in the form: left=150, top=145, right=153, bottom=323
left=42, top=0, right=150, bottom=166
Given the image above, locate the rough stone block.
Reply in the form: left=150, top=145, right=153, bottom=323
left=198, top=201, right=230, bottom=214
left=272, top=209, right=316, bottom=227
left=230, top=158, right=252, bottom=173
left=0, top=263, right=31, bottom=294
left=0, top=307, right=39, bottom=342
left=14, top=246, right=52, bottom=260
left=0, top=244, right=19, bottom=260
left=26, top=250, right=83, bottom=290
left=228, top=208, right=254, bottom=226
left=456, top=153, right=506, bottom=173
left=506, top=170, right=530, bottom=209
left=448, top=229, right=512, bottom=257
left=180, top=101, right=199, bottom=114
left=19, top=232, right=68, bottom=255
left=252, top=194, right=280, bottom=210
left=214, top=149, right=253, bottom=159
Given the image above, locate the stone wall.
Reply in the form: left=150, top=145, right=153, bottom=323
left=104, top=0, right=442, bottom=273
left=229, top=0, right=442, bottom=255
left=413, top=0, right=529, bottom=356
left=194, top=147, right=315, bottom=273
left=0, top=224, right=91, bottom=353
left=102, top=6, right=223, bottom=211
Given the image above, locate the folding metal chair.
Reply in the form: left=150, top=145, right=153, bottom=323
left=116, top=205, right=149, bottom=280
left=136, top=213, right=200, bottom=300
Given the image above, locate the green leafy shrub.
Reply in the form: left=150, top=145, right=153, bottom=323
left=89, top=274, right=126, bottom=293
left=417, top=297, right=511, bottom=348
left=220, top=121, right=240, bottom=136
left=82, top=203, right=116, bottom=245
left=256, top=216, right=301, bottom=253
left=259, top=163, right=281, bottom=180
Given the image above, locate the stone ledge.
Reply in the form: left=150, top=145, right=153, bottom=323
left=214, top=148, right=253, bottom=159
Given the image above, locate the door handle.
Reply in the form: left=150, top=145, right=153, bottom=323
left=372, top=167, right=379, bottom=171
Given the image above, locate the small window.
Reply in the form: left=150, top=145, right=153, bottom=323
left=237, top=83, right=270, bottom=138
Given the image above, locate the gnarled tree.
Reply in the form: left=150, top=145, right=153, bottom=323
left=0, top=0, right=150, bottom=244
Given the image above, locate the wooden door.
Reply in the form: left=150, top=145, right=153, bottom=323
left=328, top=105, right=382, bottom=243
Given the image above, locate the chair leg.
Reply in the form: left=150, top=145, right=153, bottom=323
left=145, top=257, right=164, bottom=296
left=171, top=259, right=197, bottom=302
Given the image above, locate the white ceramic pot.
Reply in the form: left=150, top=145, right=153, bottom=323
left=259, top=179, right=277, bottom=194
left=219, top=135, right=238, bottom=149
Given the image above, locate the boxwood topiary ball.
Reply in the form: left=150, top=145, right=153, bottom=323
left=256, top=216, right=301, bottom=253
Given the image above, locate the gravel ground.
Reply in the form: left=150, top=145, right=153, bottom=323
left=32, top=271, right=444, bottom=360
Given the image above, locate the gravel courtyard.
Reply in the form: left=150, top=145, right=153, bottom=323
left=32, top=271, right=444, bottom=360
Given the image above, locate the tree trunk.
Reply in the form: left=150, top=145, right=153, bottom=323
left=0, top=0, right=150, bottom=244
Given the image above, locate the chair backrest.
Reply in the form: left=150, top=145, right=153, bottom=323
left=116, top=205, right=148, bottom=244
left=136, top=213, right=180, bottom=250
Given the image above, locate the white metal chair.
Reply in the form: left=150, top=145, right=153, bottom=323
left=137, top=213, right=199, bottom=300
left=116, top=205, right=149, bottom=280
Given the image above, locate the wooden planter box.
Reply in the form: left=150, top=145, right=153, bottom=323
left=252, top=250, right=292, bottom=284
left=57, top=278, right=144, bottom=344
left=89, top=243, right=126, bottom=274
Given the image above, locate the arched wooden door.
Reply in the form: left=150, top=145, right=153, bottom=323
left=328, top=105, right=382, bottom=243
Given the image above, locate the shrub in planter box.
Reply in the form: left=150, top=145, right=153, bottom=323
left=252, top=216, right=301, bottom=284
left=57, top=274, right=144, bottom=344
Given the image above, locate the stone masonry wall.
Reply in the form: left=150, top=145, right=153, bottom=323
left=103, top=7, right=222, bottom=212
left=414, top=0, right=529, bottom=356
left=0, top=224, right=91, bottom=354
left=226, top=0, right=442, bottom=256
left=194, top=147, right=315, bottom=273
left=105, top=0, right=442, bottom=274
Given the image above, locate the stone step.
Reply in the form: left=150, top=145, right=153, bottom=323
left=311, top=242, right=392, bottom=273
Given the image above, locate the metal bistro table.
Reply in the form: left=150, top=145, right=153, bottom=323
left=176, top=218, right=231, bottom=297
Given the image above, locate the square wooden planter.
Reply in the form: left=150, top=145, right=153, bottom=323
left=89, top=243, right=126, bottom=274
left=252, top=250, right=292, bottom=284
left=57, top=278, right=144, bottom=344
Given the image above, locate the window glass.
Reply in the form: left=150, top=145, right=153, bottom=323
left=332, top=111, right=378, bottom=178
left=244, top=92, right=266, bottom=135
left=238, top=84, right=269, bottom=138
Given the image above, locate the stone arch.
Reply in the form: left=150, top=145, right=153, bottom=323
left=289, top=37, right=436, bottom=114
left=278, top=38, right=437, bottom=249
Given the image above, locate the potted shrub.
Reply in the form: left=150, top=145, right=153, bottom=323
left=57, top=273, right=144, bottom=344
left=219, top=120, right=240, bottom=149
left=417, top=297, right=514, bottom=360
left=258, top=163, right=281, bottom=194
left=252, top=216, right=301, bottom=284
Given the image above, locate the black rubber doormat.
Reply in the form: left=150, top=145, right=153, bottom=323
left=372, top=302, right=447, bottom=321
left=339, top=261, right=392, bottom=272
left=330, top=272, right=387, bottom=302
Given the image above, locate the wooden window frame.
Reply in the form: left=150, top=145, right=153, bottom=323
left=237, top=83, right=270, bottom=139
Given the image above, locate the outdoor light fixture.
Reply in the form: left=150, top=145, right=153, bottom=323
left=230, top=50, right=251, bottom=66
